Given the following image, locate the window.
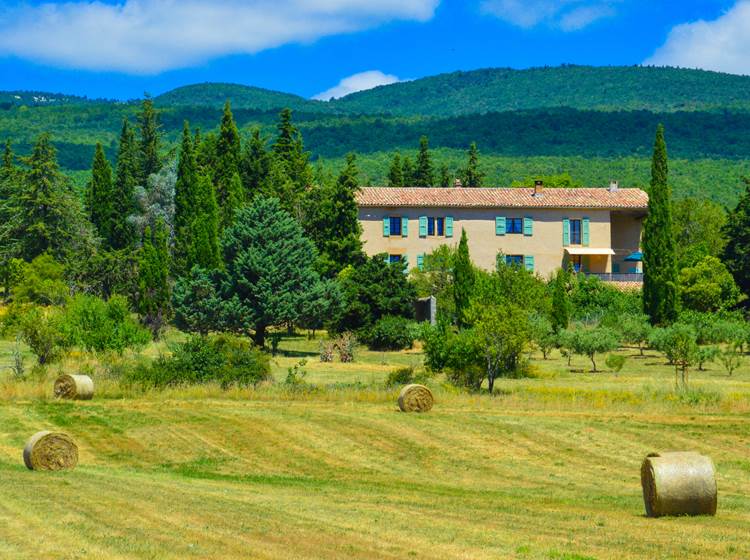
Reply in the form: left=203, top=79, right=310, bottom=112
left=389, top=216, right=402, bottom=237
left=507, top=218, right=523, bottom=234
left=426, top=217, right=445, bottom=237
left=505, top=255, right=524, bottom=266
left=388, top=254, right=402, bottom=264
left=570, top=219, right=582, bottom=245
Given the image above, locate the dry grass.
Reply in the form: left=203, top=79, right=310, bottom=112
left=0, top=334, right=748, bottom=559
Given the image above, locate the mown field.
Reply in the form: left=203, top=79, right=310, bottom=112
left=0, top=334, right=749, bottom=559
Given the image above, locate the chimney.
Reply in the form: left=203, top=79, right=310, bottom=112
left=533, top=180, right=544, bottom=196
left=608, top=180, right=619, bottom=192
left=454, top=178, right=463, bottom=188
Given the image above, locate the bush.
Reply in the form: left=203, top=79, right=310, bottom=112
left=605, top=353, right=626, bottom=374
left=13, top=254, right=69, bottom=305
left=124, top=334, right=270, bottom=389
left=386, top=366, right=415, bottom=386
left=58, top=294, right=150, bottom=353
left=362, top=316, right=417, bottom=351
left=20, top=307, right=66, bottom=365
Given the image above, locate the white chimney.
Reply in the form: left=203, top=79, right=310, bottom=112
left=608, top=180, right=619, bottom=192
left=533, top=180, right=544, bottom=197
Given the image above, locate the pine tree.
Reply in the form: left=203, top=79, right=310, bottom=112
left=387, top=153, right=403, bottom=187
left=137, top=95, right=161, bottom=184
left=272, top=108, right=312, bottom=193
left=463, top=142, right=484, bottom=188
left=453, top=229, right=475, bottom=328
left=111, top=120, right=138, bottom=250
left=438, top=164, right=451, bottom=188
left=86, top=143, right=115, bottom=245
left=173, top=121, right=199, bottom=273
left=722, top=177, right=750, bottom=296
left=643, top=124, right=678, bottom=325
left=240, top=128, right=270, bottom=197
left=214, top=101, right=243, bottom=227
left=190, top=174, right=221, bottom=270
left=137, top=221, right=171, bottom=337
left=2, top=139, right=12, bottom=171
left=414, top=136, right=434, bottom=187
left=550, top=268, right=571, bottom=332
left=402, top=156, right=415, bottom=187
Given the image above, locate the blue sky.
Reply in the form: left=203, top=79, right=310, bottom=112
left=0, top=0, right=747, bottom=100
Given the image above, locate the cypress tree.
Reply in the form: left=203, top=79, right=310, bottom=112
left=414, top=135, right=434, bottom=187
left=438, top=164, right=451, bottom=188
left=722, top=178, right=750, bottom=296
left=137, top=95, right=161, bottom=184
left=111, top=119, right=138, bottom=250
left=387, top=153, right=403, bottom=187
left=240, top=128, right=270, bottom=197
left=463, top=142, right=484, bottom=188
left=214, top=101, right=243, bottom=227
left=453, top=229, right=475, bottom=328
left=173, top=121, right=199, bottom=273
left=550, top=268, right=571, bottom=332
left=86, top=143, right=115, bottom=245
left=272, top=108, right=312, bottom=193
left=402, top=156, right=415, bottom=187
left=137, top=220, right=171, bottom=337
left=190, top=174, right=221, bottom=270
left=643, top=124, right=678, bottom=325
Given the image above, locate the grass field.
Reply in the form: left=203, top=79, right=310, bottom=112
left=0, top=334, right=749, bottom=559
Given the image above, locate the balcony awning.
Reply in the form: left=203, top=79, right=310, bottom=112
left=565, top=247, right=616, bottom=256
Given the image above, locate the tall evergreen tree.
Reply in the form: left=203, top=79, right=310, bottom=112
left=722, top=177, right=750, bottom=296
left=387, top=153, right=403, bottom=187
left=190, top=174, right=221, bottom=270
left=112, top=119, right=138, bottom=250
left=173, top=121, right=199, bottom=273
left=453, top=229, right=475, bottom=328
left=2, top=139, right=12, bottom=172
left=272, top=108, right=312, bottom=193
left=550, top=268, right=571, bottom=332
left=401, top=156, right=415, bottom=187
left=438, top=164, right=451, bottom=188
left=463, top=142, right=484, bottom=188
left=414, top=135, right=434, bottom=187
left=240, top=128, right=270, bottom=197
left=214, top=101, right=243, bottom=227
left=643, top=124, right=678, bottom=325
left=137, top=95, right=161, bottom=184
left=137, top=221, right=171, bottom=337
left=86, top=143, right=115, bottom=245
left=303, top=153, right=364, bottom=277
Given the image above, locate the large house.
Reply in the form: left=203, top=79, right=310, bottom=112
left=356, top=181, right=649, bottom=281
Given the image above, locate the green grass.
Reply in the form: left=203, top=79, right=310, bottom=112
left=0, top=334, right=749, bottom=559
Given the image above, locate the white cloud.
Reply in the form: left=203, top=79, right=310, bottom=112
left=480, top=0, right=618, bottom=30
left=645, top=1, right=750, bottom=76
left=313, top=70, right=400, bottom=100
left=0, top=0, right=439, bottom=74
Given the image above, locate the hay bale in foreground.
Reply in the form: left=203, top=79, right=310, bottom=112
left=398, top=384, right=434, bottom=413
left=23, top=431, right=78, bottom=471
left=641, top=451, right=717, bottom=517
left=54, top=374, right=94, bottom=400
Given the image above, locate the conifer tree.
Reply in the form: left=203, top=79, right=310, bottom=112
left=190, top=174, right=221, bottom=270
left=2, top=139, right=12, bottom=172
left=414, top=135, right=434, bottom=187
left=453, top=229, right=475, bottom=328
left=240, top=128, right=270, bottom=196
left=643, top=124, right=678, bottom=325
left=722, top=178, right=750, bottom=296
left=214, top=101, right=243, bottom=227
left=272, top=108, right=312, bottom=193
left=173, top=121, right=199, bottom=273
left=112, top=119, right=138, bottom=249
left=137, top=221, right=171, bottom=337
left=137, top=95, right=161, bottom=184
left=401, top=156, right=415, bottom=187
left=86, top=143, right=115, bottom=245
left=550, top=268, right=571, bottom=332
left=387, top=153, right=403, bottom=187
left=463, top=142, right=484, bottom=188
left=438, top=164, right=451, bottom=188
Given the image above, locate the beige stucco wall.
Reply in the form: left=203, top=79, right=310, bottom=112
left=610, top=212, right=644, bottom=273
left=359, top=207, right=643, bottom=278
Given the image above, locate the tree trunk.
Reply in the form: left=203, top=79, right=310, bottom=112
left=590, top=354, right=597, bottom=372
left=254, top=324, right=266, bottom=348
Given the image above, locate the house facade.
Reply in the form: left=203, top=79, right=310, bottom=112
left=356, top=183, right=648, bottom=280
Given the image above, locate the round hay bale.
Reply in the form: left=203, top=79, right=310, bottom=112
left=54, top=374, right=94, bottom=400
left=398, top=384, right=434, bottom=413
left=23, top=431, right=78, bottom=471
left=641, top=451, right=717, bottom=517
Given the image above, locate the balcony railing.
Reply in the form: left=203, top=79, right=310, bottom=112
left=587, top=272, right=643, bottom=283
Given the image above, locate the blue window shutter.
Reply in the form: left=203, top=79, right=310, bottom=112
left=417, top=253, right=425, bottom=271
left=495, top=216, right=506, bottom=236
left=445, top=216, right=454, bottom=238
left=562, top=218, right=570, bottom=246
left=402, top=255, right=409, bottom=273
left=582, top=217, right=590, bottom=247
left=524, top=216, right=533, bottom=236
left=524, top=255, right=535, bottom=272
left=419, top=216, right=428, bottom=237
left=383, top=217, right=390, bottom=237
left=402, top=217, right=409, bottom=237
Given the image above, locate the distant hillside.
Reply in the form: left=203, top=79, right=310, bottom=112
left=0, top=90, right=107, bottom=108
left=154, top=83, right=328, bottom=113
left=328, top=65, right=750, bottom=116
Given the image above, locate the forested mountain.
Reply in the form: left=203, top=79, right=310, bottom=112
left=154, top=83, right=325, bottom=113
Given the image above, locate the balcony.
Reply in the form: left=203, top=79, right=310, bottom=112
left=587, top=272, right=643, bottom=283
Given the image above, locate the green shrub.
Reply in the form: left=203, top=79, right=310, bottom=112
left=58, top=294, right=150, bottom=353
left=362, top=316, right=417, bottom=351
left=20, top=306, right=66, bottom=365
left=604, top=353, right=626, bottom=374
left=13, top=254, right=69, bottom=305
left=124, top=334, right=271, bottom=389
left=386, top=366, right=415, bottom=386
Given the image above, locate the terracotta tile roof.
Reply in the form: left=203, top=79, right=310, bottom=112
left=356, top=187, right=648, bottom=210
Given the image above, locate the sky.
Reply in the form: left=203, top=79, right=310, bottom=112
left=0, top=0, right=747, bottom=100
